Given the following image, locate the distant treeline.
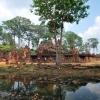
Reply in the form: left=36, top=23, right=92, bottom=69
left=0, top=16, right=99, bottom=54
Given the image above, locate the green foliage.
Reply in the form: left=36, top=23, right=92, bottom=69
left=0, top=67, right=6, bottom=72
left=97, top=53, right=100, bottom=56
left=2, top=17, right=49, bottom=49
left=0, top=44, right=11, bottom=52
left=31, top=25, right=47, bottom=49
left=2, top=16, right=35, bottom=48
left=31, top=0, right=89, bottom=66
left=31, top=37, right=39, bottom=49
left=16, top=47, right=23, bottom=52
left=31, top=49, right=36, bottom=54
left=83, top=42, right=90, bottom=53
left=41, top=32, right=53, bottom=44
left=42, top=32, right=53, bottom=39
left=87, top=38, right=99, bottom=53
left=0, top=26, right=3, bottom=36
left=0, top=32, right=16, bottom=48
left=2, top=42, right=8, bottom=46
left=63, top=31, right=83, bottom=52
left=31, top=0, right=89, bottom=26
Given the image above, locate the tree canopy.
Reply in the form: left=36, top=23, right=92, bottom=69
left=63, top=31, right=83, bottom=52
left=0, top=15, right=100, bottom=55
left=2, top=16, right=34, bottom=48
left=87, top=38, right=99, bottom=54
left=31, top=0, right=90, bottom=67
left=1, top=16, right=49, bottom=51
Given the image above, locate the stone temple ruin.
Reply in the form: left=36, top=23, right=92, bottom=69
left=31, top=38, right=100, bottom=63
left=0, top=45, right=32, bottom=66
left=0, top=38, right=100, bottom=66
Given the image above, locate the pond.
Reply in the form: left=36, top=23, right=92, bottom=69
left=0, top=74, right=100, bottom=100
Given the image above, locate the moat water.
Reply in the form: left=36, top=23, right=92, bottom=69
left=0, top=74, right=100, bottom=100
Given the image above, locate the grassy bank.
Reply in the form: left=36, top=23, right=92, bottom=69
left=0, top=62, right=100, bottom=78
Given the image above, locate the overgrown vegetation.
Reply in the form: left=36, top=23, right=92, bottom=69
left=0, top=44, right=11, bottom=52
left=31, top=0, right=90, bottom=67
left=0, top=64, right=38, bottom=74
left=0, top=17, right=99, bottom=54
left=1, top=64, right=100, bottom=77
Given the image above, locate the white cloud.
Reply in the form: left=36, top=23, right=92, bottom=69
left=78, top=16, right=100, bottom=53
left=95, top=16, right=100, bottom=23
left=78, top=16, right=100, bottom=41
left=0, top=1, right=14, bottom=22
left=0, top=0, right=40, bottom=25
left=64, top=23, right=73, bottom=32
left=86, top=83, right=100, bottom=99
left=14, top=8, right=40, bottom=24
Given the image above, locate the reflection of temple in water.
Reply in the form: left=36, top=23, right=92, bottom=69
left=8, top=74, right=31, bottom=89
left=0, top=74, right=100, bottom=100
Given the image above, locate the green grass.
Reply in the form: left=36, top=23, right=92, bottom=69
left=0, top=64, right=39, bottom=74
left=0, top=64, right=100, bottom=78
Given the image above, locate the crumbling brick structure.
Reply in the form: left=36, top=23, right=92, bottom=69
left=0, top=39, right=100, bottom=65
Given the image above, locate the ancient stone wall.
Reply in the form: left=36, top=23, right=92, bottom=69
left=0, top=40, right=100, bottom=65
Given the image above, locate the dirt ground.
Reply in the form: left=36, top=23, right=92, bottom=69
left=1, top=60, right=100, bottom=69
left=0, top=60, right=100, bottom=78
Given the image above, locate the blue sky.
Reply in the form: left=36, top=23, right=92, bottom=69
left=63, top=0, right=100, bottom=53
left=69, top=0, right=100, bottom=33
left=0, top=0, right=100, bottom=53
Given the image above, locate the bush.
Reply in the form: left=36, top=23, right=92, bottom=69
left=31, top=49, right=36, bottom=54
left=0, top=44, right=11, bottom=52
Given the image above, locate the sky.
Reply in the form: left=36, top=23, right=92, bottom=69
left=0, top=0, right=100, bottom=53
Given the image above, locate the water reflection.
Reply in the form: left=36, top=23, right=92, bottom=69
left=64, top=83, right=100, bottom=100
left=0, top=74, right=100, bottom=100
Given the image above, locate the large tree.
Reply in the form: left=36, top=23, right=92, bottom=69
left=0, top=25, right=15, bottom=47
left=31, top=0, right=89, bottom=67
left=87, top=38, right=99, bottom=54
left=22, top=23, right=35, bottom=47
left=83, top=42, right=90, bottom=54
left=31, top=25, right=47, bottom=49
left=2, top=19, right=17, bottom=43
left=63, top=31, right=83, bottom=52
left=2, top=16, right=35, bottom=48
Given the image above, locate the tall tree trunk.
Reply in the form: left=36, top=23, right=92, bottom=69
left=18, top=35, right=20, bottom=48
left=54, top=24, right=60, bottom=68
left=28, top=37, right=30, bottom=47
left=59, top=0, right=64, bottom=67
left=59, top=25, right=63, bottom=66
left=14, top=34, right=16, bottom=45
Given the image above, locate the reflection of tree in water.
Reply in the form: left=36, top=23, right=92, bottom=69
left=9, top=74, right=37, bottom=99
left=0, top=80, right=12, bottom=92
left=36, top=81, right=63, bottom=100
left=0, top=74, right=100, bottom=100
left=0, top=74, right=63, bottom=100
left=61, top=77, right=100, bottom=100
left=0, top=74, right=37, bottom=99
